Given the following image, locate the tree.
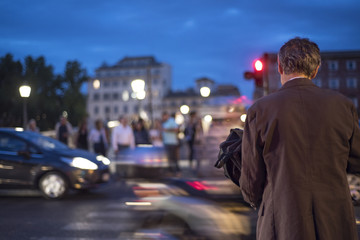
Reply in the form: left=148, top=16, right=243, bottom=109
left=0, top=54, right=24, bottom=126
left=0, top=54, right=88, bottom=130
left=58, top=61, right=88, bottom=127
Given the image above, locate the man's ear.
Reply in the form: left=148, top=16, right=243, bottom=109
left=310, top=65, right=320, bottom=79
left=277, top=56, right=283, bottom=75
left=278, top=62, right=283, bottom=75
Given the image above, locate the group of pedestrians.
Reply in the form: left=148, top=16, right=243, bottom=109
left=50, top=113, right=202, bottom=174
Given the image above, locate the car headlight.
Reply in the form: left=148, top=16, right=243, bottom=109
left=96, top=155, right=111, bottom=165
left=61, top=157, right=98, bottom=170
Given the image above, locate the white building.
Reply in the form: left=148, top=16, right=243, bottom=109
left=87, top=56, right=172, bottom=124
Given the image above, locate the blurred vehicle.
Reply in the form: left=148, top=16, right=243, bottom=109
left=0, top=128, right=111, bottom=199
left=128, top=178, right=253, bottom=240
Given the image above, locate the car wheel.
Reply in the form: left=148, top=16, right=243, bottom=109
left=39, top=172, right=68, bottom=199
left=348, top=174, right=360, bottom=205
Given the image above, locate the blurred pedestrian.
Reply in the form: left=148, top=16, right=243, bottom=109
left=27, top=119, right=39, bottom=132
left=112, top=116, right=135, bottom=158
left=89, top=119, right=108, bottom=156
left=55, top=116, right=73, bottom=145
left=162, top=111, right=180, bottom=175
left=149, top=119, right=163, bottom=147
left=184, top=111, right=202, bottom=168
left=76, top=119, right=89, bottom=150
left=133, top=118, right=151, bottom=145
left=240, top=37, right=360, bottom=240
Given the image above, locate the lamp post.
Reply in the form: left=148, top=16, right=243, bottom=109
left=131, top=79, right=146, bottom=117
left=19, top=84, right=31, bottom=129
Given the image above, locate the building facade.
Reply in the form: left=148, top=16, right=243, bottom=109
left=87, top=56, right=172, bottom=124
left=255, top=51, right=360, bottom=114
left=162, top=77, right=246, bottom=126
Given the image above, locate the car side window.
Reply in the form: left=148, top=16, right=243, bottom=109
left=0, top=133, right=27, bottom=152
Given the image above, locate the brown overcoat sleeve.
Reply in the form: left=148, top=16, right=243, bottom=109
left=348, top=104, right=360, bottom=174
left=240, top=107, right=266, bottom=208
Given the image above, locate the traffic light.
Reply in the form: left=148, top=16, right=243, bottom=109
left=253, top=59, right=264, bottom=87
left=243, top=58, right=264, bottom=87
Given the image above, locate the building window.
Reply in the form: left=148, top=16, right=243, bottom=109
left=346, top=60, right=357, bottom=71
left=114, top=106, right=118, bottom=114
left=313, top=79, right=322, bottom=87
left=93, top=93, right=100, bottom=101
left=112, top=81, right=118, bottom=87
left=123, top=105, right=128, bottom=113
left=103, top=81, right=110, bottom=88
left=346, top=77, right=358, bottom=88
left=94, top=106, right=99, bottom=115
left=105, top=106, right=110, bottom=114
left=103, top=93, right=110, bottom=101
left=329, top=78, right=340, bottom=89
left=328, top=61, right=339, bottom=71
left=113, top=93, right=119, bottom=100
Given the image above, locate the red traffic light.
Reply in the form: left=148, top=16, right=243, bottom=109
left=254, top=59, right=263, bottom=72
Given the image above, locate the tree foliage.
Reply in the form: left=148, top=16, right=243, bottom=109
left=0, top=53, right=88, bottom=130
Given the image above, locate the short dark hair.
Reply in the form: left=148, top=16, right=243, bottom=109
left=278, top=37, right=321, bottom=78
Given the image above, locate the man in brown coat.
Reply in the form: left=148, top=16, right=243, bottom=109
left=240, top=37, right=360, bottom=240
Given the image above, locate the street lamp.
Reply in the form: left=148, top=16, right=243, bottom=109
left=200, top=86, right=211, bottom=97
left=131, top=79, right=146, bottom=117
left=180, top=105, right=190, bottom=115
left=19, top=84, right=31, bottom=129
left=131, top=79, right=145, bottom=95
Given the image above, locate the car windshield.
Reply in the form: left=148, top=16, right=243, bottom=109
left=19, top=131, right=70, bottom=151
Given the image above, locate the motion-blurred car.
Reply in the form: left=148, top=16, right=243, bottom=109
left=0, top=128, right=111, bottom=199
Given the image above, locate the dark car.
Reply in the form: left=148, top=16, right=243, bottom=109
left=0, top=128, right=111, bottom=199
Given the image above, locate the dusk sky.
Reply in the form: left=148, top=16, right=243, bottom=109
left=1, top=0, right=360, bottom=99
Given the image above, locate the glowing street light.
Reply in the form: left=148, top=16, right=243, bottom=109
left=93, top=79, right=100, bottom=89
left=19, top=84, right=31, bottom=129
left=180, top=105, right=190, bottom=115
left=200, top=86, right=211, bottom=97
left=204, top=114, right=212, bottom=123
left=131, top=79, right=145, bottom=93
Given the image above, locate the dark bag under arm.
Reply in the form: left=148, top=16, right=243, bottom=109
left=214, top=128, right=243, bottom=186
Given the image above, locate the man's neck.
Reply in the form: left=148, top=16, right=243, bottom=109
left=281, top=73, right=309, bottom=85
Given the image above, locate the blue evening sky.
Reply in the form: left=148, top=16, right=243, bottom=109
left=1, top=0, right=359, bottom=99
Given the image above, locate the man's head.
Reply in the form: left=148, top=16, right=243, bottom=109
left=118, top=115, right=128, bottom=126
left=278, top=37, right=321, bottom=83
left=162, top=111, right=169, bottom=122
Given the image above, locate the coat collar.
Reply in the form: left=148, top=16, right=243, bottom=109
left=279, top=78, right=316, bottom=91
